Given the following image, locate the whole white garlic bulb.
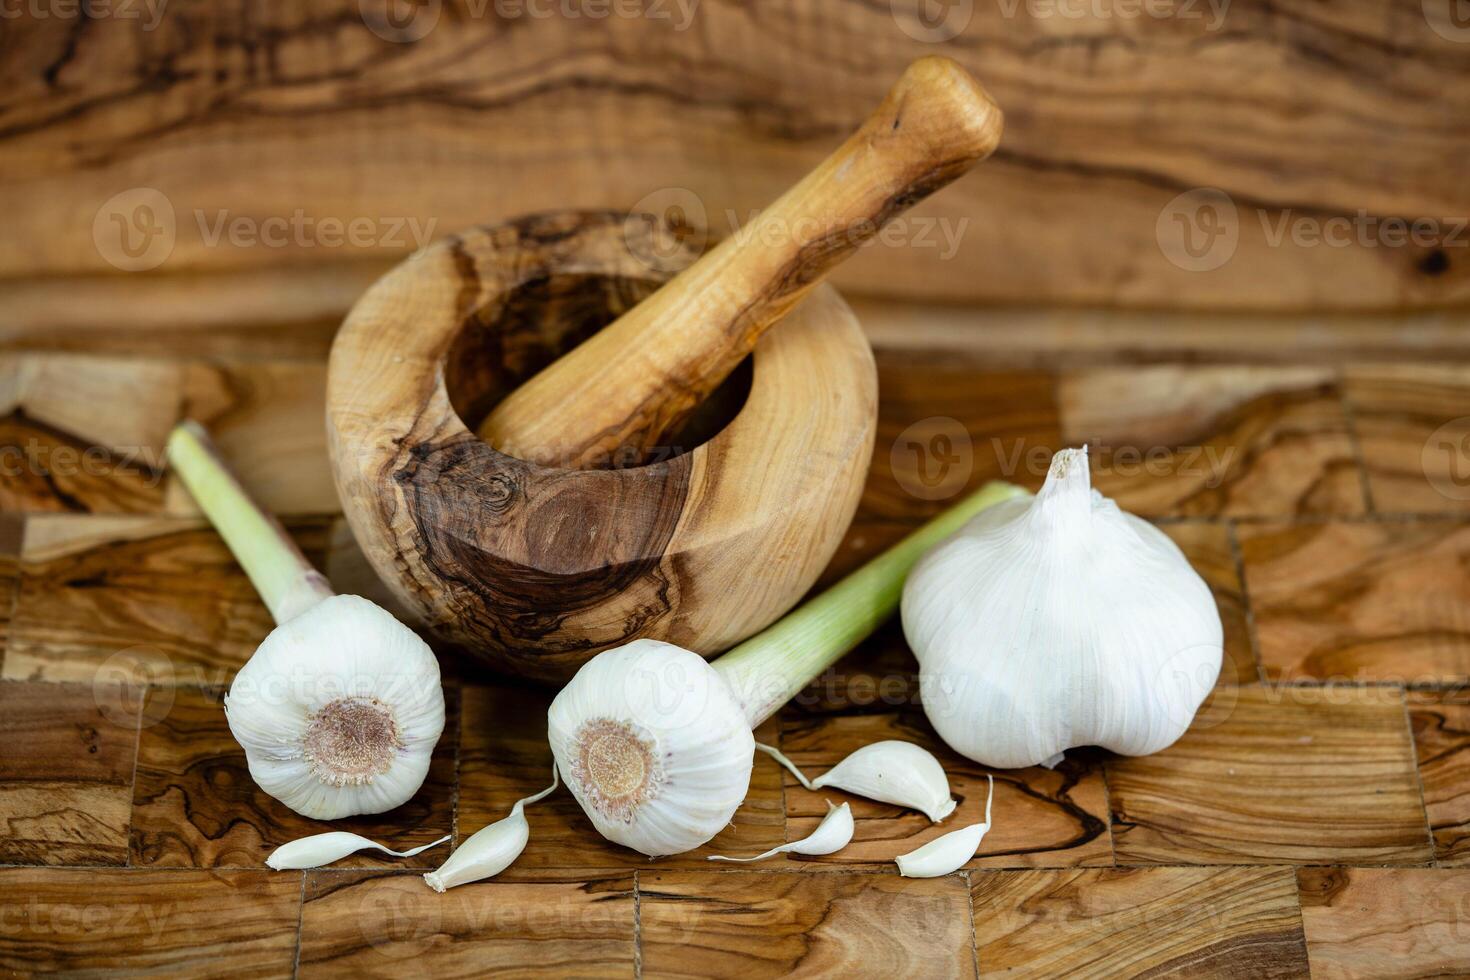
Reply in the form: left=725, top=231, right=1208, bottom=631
left=545, top=482, right=1026, bottom=859
left=548, top=640, right=754, bottom=858
left=227, top=595, right=446, bottom=819
left=168, top=421, right=447, bottom=821
left=902, top=448, right=1222, bottom=769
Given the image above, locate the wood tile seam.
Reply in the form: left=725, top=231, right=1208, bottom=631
left=963, top=869, right=981, bottom=979
left=632, top=869, right=643, bottom=980
left=1225, top=518, right=1269, bottom=686
left=1398, top=697, right=1443, bottom=868
left=291, top=871, right=306, bottom=980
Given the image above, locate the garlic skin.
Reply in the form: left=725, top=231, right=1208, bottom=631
left=709, top=802, right=853, bottom=863
left=423, top=769, right=558, bottom=892
left=265, top=832, right=450, bottom=870
left=902, top=448, right=1222, bottom=770
left=226, top=595, right=446, bottom=820
left=548, top=640, right=754, bottom=857
left=895, top=775, right=994, bottom=878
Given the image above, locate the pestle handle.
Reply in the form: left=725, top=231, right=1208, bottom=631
left=477, top=56, right=1003, bottom=468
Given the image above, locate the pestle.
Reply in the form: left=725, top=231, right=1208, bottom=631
left=476, top=55, right=1003, bottom=468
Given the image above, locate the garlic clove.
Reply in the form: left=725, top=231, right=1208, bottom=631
left=903, top=447, right=1223, bottom=769
left=708, top=802, right=853, bottom=863
left=422, top=768, right=558, bottom=892
left=895, top=775, right=994, bottom=878
left=810, top=741, right=956, bottom=823
left=756, top=740, right=956, bottom=823
left=895, top=823, right=986, bottom=878
left=225, top=595, right=446, bottom=820
left=265, top=831, right=451, bottom=870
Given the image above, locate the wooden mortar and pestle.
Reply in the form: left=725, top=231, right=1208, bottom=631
left=327, top=56, right=1002, bottom=682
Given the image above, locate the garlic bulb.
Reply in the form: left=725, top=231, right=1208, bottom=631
left=265, top=831, right=450, bottom=870
left=757, top=741, right=956, bottom=822
left=548, top=483, right=1024, bottom=858
left=225, top=595, right=445, bottom=819
left=709, top=802, right=853, bottom=863
left=895, top=775, right=993, bottom=878
left=423, top=768, right=559, bottom=892
left=167, top=422, right=446, bottom=819
left=548, top=641, right=755, bottom=857
left=902, top=448, right=1222, bottom=769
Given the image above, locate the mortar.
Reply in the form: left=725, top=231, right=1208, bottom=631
left=326, top=210, right=877, bottom=681
left=326, top=57, right=1001, bottom=682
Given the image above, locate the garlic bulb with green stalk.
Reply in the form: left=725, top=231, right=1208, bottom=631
left=167, top=421, right=445, bottom=819
left=902, top=448, right=1222, bottom=770
left=548, top=481, right=1025, bottom=858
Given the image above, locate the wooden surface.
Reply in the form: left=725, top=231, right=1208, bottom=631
left=5, top=1, right=1470, bottom=313
left=5, top=317, right=1470, bottom=976
left=326, top=211, right=877, bottom=681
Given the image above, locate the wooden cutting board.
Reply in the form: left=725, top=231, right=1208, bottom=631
left=2, top=309, right=1469, bottom=977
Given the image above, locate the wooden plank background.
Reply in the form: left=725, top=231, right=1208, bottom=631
left=4, top=0, right=1470, bottom=315
left=3, top=303, right=1470, bottom=975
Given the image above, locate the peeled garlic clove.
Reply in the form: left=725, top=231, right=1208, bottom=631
left=809, top=741, right=956, bottom=823
left=903, top=447, right=1223, bottom=769
left=895, top=775, right=993, bottom=878
left=708, top=802, right=853, bottom=863
left=422, top=768, right=558, bottom=892
left=265, top=831, right=450, bottom=870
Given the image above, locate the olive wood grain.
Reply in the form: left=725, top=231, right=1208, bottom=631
left=326, top=210, right=877, bottom=682
left=476, top=56, right=1000, bottom=469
